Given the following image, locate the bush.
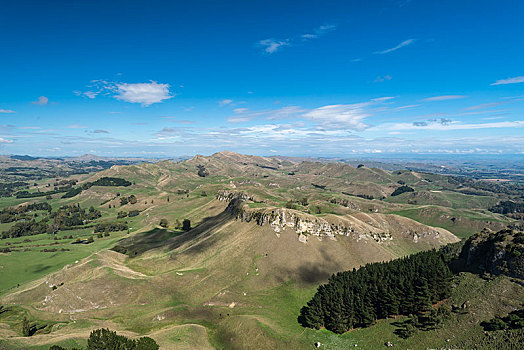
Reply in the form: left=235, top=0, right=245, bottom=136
left=91, top=177, right=132, bottom=187
left=94, top=222, right=129, bottom=233
left=391, top=185, right=415, bottom=197
left=482, top=309, right=524, bottom=331
left=62, top=187, right=83, bottom=198
left=182, top=219, right=191, bottom=231
left=159, top=219, right=169, bottom=228
left=128, top=195, right=137, bottom=204
left=86, top=328, right=159, bottom=350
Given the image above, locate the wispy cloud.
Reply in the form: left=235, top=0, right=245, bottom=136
left=0, top=137, right=14, bottom=143
left=388, top=120, right=524, bottom=131
left=19, top=126, right=41, bottom=130
left=374, top=39, right=415, bottom=54
left=226, top=106, right=305, bottom=123
left=154, top=127, right=189, bottom=140
left=301, top=24, right=337, bottom=40
left=218, top=99, right=233, bottom=106
left=227, top=116, right=252, bottom=123
left=160, top=116, right=195, bottom=124
left=67, top=124, right=87, bottom=129
left=0, top=109, right=15, bottom=113
left=92, top=129, right=109, bottom=134
left=303, top=103, right=371, bottom=131
left=233, top=108, right=249, bottom=114
left=463, top=101, right=505, bottom=110
left=259, top=24, right=337, bottom=54
left=373, top=75, right=392, bottom=83
left=372, top=97, right=395, bottom=102
left=421, top=95, right=466, bottom=102
left=491, top=76, right=524, bottom=85
left=31, top=96, right=49, bottom=105
left=258, top=39, right=290, bottom=54
left=412, top=118, right=452, bottom=127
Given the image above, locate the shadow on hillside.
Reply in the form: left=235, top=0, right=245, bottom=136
left=112, top=199, right=241, bottom=257
left=277, top=249, right=343, bottom=285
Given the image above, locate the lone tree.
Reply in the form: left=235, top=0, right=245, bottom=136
left=182, top=219, right=191, bottom=231
left=128, top=194, right=138, bottom=204
left=159, top=219, right=169, bottom=228
left=196, top=164, right=209, bottom=177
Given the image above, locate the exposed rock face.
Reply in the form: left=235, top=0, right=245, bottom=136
left=237, top=207, right=358, bottom=238
left=216, top=190, right=254, bottom=202
left=459, top=229, right=524, bottom=279
left=218, top=192, right=455, bottom=245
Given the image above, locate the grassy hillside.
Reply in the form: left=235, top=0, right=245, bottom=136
left=0, top=152, right=521, bottom=349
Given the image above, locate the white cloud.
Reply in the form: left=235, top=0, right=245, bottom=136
left=114, top=81, right=173, bottom=106
left=77, top=80, right=173, bottom=106
left=421, top=95, right=466, bottom=102
left=375, top=39, right=415, bottom=54
left=67, top=124, right=87, bottom=129
left=0, top=109, right=15, bottom=113
left=219, top=99, right=233, bottom=106
left=491, top=76, right=524, bottom=85
left=31, top=96, right=49, bottom=105
left=0, top=137, right=13, bottom=143
left=259, top=39, right=290, bottom=54
left=303, top=103, right=371, bottom=131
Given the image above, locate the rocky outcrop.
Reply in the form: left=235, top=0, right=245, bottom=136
left=216, top=190, right=254, bottom=202
left=218, top=192, right=454, bottom=245
left=237, top=207, right=359, bottom=238
left=458, top=229, right=524, bottom=279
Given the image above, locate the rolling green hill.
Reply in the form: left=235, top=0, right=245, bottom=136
left=0, top=152, right=522, bottom=349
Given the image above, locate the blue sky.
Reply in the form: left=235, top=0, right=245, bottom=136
left=1, top=0, right=523, bottom=157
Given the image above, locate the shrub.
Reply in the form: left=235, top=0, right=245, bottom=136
left=159, top=219, right=169, bottom=228
left=391, top=185, right=415, bottom=196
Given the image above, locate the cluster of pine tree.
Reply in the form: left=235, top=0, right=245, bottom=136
left=298, top=249, right=453, bottom=334
left=49, top=328, right=158, bottom=350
